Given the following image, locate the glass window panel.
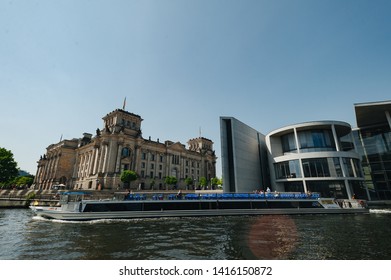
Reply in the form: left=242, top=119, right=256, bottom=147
left=282, top=133, right=297, bottom=153
left=343, top=158, right=355, bottom=177
left=274, top=160, right=302, bottom=179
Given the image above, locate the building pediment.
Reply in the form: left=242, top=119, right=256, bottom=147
left=166, top=142, right=187, bottom=152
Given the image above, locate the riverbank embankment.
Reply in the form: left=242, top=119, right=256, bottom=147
left=0, top=189, right=59, bottom=208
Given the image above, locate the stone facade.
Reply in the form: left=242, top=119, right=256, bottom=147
left=33, top=109, right=217, bottom=190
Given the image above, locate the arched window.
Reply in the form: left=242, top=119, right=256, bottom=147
left=122, top=147, right=130, bottom=157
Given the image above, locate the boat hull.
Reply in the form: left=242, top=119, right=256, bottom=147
left=31, top=205, right=369, bottom=221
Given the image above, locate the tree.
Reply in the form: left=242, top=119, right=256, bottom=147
left=199, top=177, right=208, bottom=189
left=184, top=177, right=193, bottom=190
left=164, top=176, right=178, bottom=190
left=210, top=177, right=219, bottom=189
left=120, top=170, right=138, bottom=189
left=0, top=147, right=18, bottom=184
left=13, top=175, right=34, bottom=187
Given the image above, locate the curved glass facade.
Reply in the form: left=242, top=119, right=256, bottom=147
left=298, top=129, right=335, bottom=152
left=302, top=158, right=342, bottom=178
left=275, top=157, right=362, bottom=180
left=269, top=121, right=365, bottom=199
left=281, top=129, right=336, bottom=154
left=281, top=133, right=297, bottom=153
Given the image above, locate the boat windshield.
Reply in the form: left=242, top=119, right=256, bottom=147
left=59, top=192, right=91, bottom=203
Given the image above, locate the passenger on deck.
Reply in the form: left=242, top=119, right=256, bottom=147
left=266, top=187, right=271, bottom=193
left=124, top=190, right=131, bottom=200
left=176, top=190, right=183, bottom=199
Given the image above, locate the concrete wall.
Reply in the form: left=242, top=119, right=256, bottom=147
left=220, top=117, right=267, bottom=193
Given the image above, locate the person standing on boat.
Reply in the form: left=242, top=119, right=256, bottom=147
left=266, top=187, right=271, bottom=193
left=124, top=190, right=131, bottom=200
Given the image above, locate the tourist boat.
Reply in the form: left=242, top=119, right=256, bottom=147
left=29, top=191, right=369, bottom=221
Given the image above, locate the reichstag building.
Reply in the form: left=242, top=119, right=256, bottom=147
left=33, top=109, right=217, bottom=191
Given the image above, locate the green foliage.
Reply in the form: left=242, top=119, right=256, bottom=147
left=184, top=177, right=193, bottom=186
left=120, top=170, right=138, bottom=188
left=0, top=147, right=18, bottom=184
left=25, top=192, right=36, bottom=207
left=13, top=175, right=34, bottom=186
left=199, top=177, right=208, bottom=187
left=210, top=177, right=223, bottom=189
left=210, top=177, right=219, bottom=186
left=164, top=176, right=177, bottom=187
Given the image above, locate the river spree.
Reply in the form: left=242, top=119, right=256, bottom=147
left=1, top=208, right=391, bottom=260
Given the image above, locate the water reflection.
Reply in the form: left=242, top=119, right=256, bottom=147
left=246, top=215, right=298, bottom=259
left=1, top=209, right=391, bottom=260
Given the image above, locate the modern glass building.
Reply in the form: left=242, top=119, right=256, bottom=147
left=267, top=121, right=366, bottom=199
left=220, top=100, right=391, bottom=200
left=352, top=101, right=391, bottom=200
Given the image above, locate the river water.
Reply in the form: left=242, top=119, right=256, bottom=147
left=1, top=208, right=391, bottom=260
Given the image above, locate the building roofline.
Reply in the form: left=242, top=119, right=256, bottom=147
left=267, top=120, right=351, bottom=137
left=354, top=100, right=391, bottom=128
left=103, top=109, right=143, bottom=120
left=354, top=100, right=391, bottom=108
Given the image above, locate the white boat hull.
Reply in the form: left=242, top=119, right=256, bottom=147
left=31, top=205, right=369, bottom=221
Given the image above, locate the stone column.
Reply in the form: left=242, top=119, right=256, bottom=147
left=115, top=144, right=123, bottom=173
left=88, top=151, right=94, bottom=176
left=106, top=140, right=118, bottom=173
left=102, top=144, right=109, bottom=174
left=97, top=146, right=105, bottom=174
left=92, top=147, right=99, bottom=175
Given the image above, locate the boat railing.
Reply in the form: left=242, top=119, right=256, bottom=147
left=166, top=192, right=322, bottom=201
left=124, top=193, right=147, bottom=201
left=86, top=191, right=324, bottom=202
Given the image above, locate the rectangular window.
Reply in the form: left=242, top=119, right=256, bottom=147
left=343, top=158, right=354, bottom=177
left=302, top=158, right=330, bottom=178
left=172, top=155, right=180, bottom=165
left=274, top=160, right=302, bottom=179
left=282, top=133, right=297, bottom=153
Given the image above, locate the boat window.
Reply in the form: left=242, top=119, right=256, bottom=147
left=83, top=203, right=143, bottom=212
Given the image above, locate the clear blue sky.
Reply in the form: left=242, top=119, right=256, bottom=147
left=1, top=0, right=390, bottom=177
